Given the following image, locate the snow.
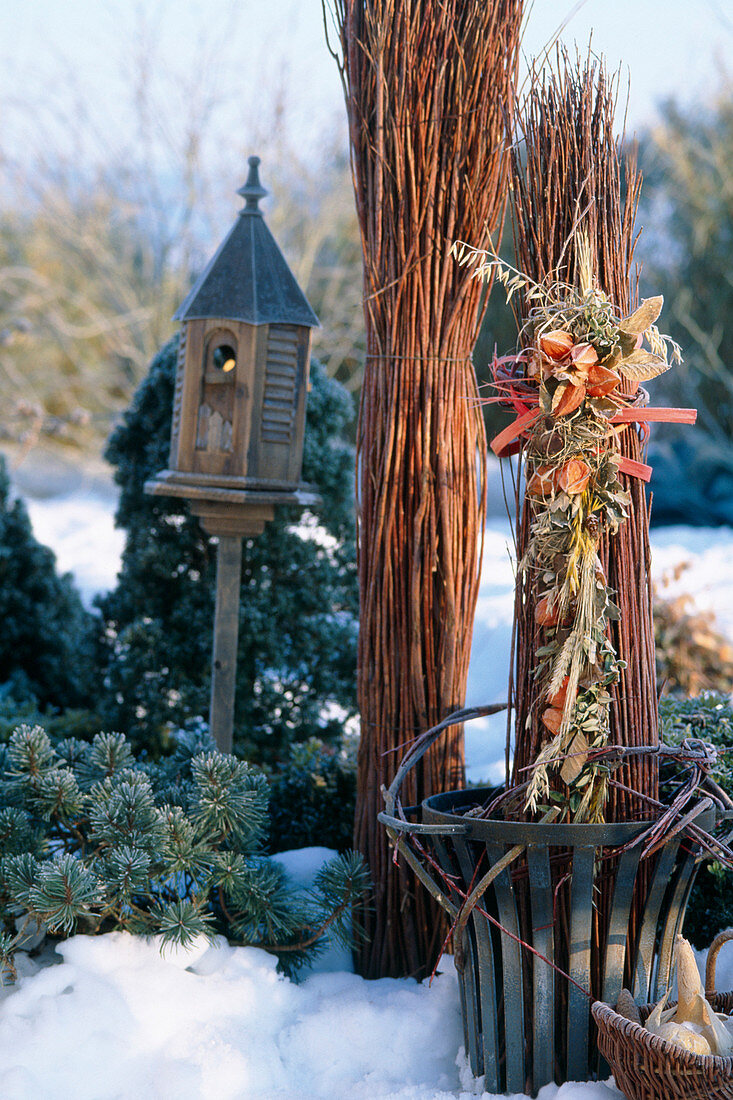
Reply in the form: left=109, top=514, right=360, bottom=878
left=464, top=520, right=517, bottom=787
left=0, top=931, right=465, bottom=1099
left=25, top=491, right=124, bottom=607
left=5, top=902, right=732, bottom=1100
left=270, top=847, right=353, bottom=973
left=4, top=485, right=733, bottom=1098
left=0, top=924, right=622, bottom=1100
left=649, top=524, right=733, bottom=641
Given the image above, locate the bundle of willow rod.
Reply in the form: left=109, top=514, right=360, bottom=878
left=509, top=50, right=657, bottom=822
left=506, top=51, right=661, bottom=1021
left=332, top=0, right=523, bottom=979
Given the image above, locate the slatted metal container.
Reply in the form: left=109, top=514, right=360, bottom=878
left=420, top=787, right=711, bottom=1098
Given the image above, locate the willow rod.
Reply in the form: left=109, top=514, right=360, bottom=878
left=509, top=50, right=658, bottom=820
left=331, top=0, right=523, bottom=977
left=506, top=50, right=661, bottom=1058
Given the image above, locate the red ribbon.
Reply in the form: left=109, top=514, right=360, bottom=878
left=617, top=456, right=653, bottom=482
left=610, top=407, right=697, bottom=426
left=490, top=406, right=697, bottom=482
left=490, top=408, right=542, bottom=457
left=611, top=408, right=697, bottom=482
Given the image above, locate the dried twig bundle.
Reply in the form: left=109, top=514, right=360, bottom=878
left=509, top=50, right=658, bottom=821
left=330, top=0, right=523, bottom=977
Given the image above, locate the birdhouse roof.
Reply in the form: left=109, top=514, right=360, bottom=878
left=174, top=159, right=319, bottom=328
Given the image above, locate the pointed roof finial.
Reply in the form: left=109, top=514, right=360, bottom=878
left=237, top=155, right=268, bottom=214
left=173, top=154, right=318, bottom=328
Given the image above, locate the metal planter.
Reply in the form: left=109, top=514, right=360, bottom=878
left=418, top=787, right=711, bottom=1098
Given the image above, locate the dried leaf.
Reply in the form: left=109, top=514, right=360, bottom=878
left=552, top=381, right=585, bottom=417
left=619, top=331, right=638, bottom=357
left=560, top=730, right=589, bottom=784
left=618, top=350, right=671, bottom=382
left=586, top=396, right=621, bottom=418
left=606, top=331, right=637, bottom=366
left=542, top=707, right=564, bottom=736
left=619, top=295, right=664, bottom=335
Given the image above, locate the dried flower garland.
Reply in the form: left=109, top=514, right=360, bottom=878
left=453, top=233, right=692, bottom=822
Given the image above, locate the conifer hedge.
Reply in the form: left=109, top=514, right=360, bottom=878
left=0, top=457, right=96, bottom=710
left=95, top=338, right=358, bottom=764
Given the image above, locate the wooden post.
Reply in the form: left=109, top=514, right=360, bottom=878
left=209, top=534, right=243, bottom=753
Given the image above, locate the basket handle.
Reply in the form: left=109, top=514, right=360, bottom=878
left=713, top=806, right=733, bottom=849
left=381, top=701, right=508, bottom=825
left=379, top=702, right=507, bottom=919
left=705, top=928, right=733, bottom=998
left=377, top=811, right=470, bottom=836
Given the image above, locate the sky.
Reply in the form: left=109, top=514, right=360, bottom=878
left=0, top=0, right=729, bottom=179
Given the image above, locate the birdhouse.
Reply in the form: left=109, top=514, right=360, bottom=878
left=146, top=156, right=320, bottom=538
left=144, top=157, right=321, bottom=752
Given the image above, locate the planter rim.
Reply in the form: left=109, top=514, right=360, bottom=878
left=422, top=785, right=715, bottom=846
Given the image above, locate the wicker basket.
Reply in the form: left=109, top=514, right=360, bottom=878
left=592, top=929, right=733, bottom=1100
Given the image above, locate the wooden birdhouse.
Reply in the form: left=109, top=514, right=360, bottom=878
left=145, top=157, right=320, bottom=752
left=146, top=155, right=320, bottom=538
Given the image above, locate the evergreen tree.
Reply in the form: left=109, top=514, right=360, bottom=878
left=95, top=337, right=358, bottom=764
left=0, top=723, right=370, bottom=979
left=268, top=738, right=357, bottom=855
left=0, top=457, right=95, bottom=709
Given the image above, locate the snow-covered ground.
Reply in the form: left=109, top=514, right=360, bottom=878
left=2, top=892, right=732, bottom=1100
left=4, top=482, right=733, bottom=1099
left=0, top=927, right=635, bottom=1100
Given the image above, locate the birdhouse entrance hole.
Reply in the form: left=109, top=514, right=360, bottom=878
left=213, top=345, right=237, bottom=373
left=204, top=330, right=238, bottom=382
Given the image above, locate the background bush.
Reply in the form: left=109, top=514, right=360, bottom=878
left=0, top=456, right=96, bottom=710
left=654, top=574, right=733, bottom=697
left=0, top=698, right=100, bottom=744
left=268, top=738, right=357, bottom=855
left=660, top=693, right=733, bottom=948
left=94, top=337, right=358, bottom=764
